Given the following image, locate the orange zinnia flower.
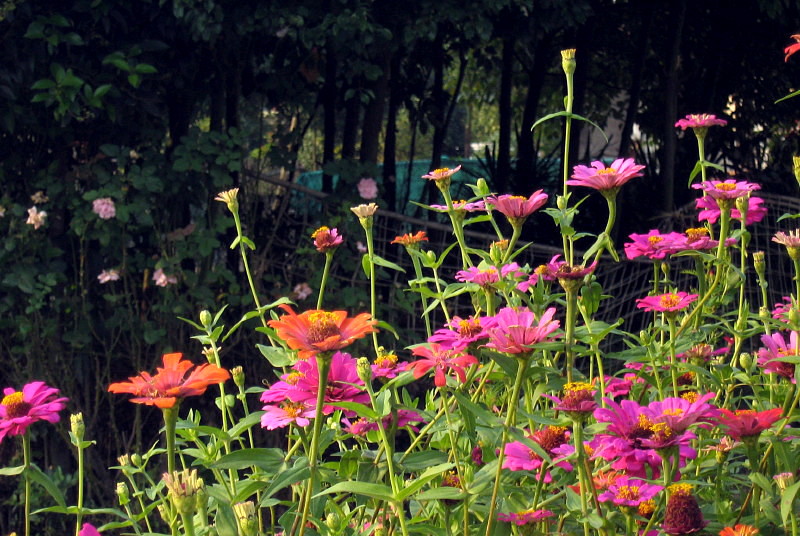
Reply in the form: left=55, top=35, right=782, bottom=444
left=720, top=525, right=759, bottom=536
left=108, top=353, right=230, bottom=408
left=268, top=305, right=377, bottom=359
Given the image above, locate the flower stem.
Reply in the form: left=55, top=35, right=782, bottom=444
left=22, top=433, right=31, bottom=536
left=163, top=407, right=178, bottom=475
left=74, top=438, right=85, bottom=536
left=364, top=222, right=380, bottom=354
left=564, top=287, right=578, bottom=383
left=317, top=251, right=334, bottom=310
left=485, top=356, right=527, bottom=536
left=232, top=211, right=268, bottom=329
left=296, top=354, right=332, bottom=536
left=572, top=421, right=591, bottom=536
left=441, top=189, right=472, bottom=269
left=667, top=317, right=679, bottom=397
left=408, top=253, right=433, bottom=338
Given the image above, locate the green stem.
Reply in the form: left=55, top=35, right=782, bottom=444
left=23, top=433, right=31, bottom=536
left=409, top=253, right=433, bottom=338
left=296, top=354, right=332, bottom=536
left=485, top=357, right=527, bottom=536
left=501, top=225, right=522, bottom=264
left=696, top=132, right=708, bottom=184
left=441, top=189, right=472, bottom=269
left=572, top=421, right=591, bottom=536
left=365, top=225, right=380, bottom=354
left=232, top=211, right=268, bottom=329
left=163, top=407, right=178, bottom=475
left=564, top=288, right=578, bottom=382
left=180, top=512, right=197, bottom=536
left=75, top=440, right=85, bottom=536
left=317, top=251, right=334, bottom=310
left=667, top=317, right=679, bottom=397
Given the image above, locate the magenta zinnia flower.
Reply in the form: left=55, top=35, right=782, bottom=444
left=568, top=158, right=645, bottom=193
left=409, top=342, right=478, bottom=387
left=545, top=382, right=597, bottom=416
left=636, top=292, right=698, bottom=313
left=497, top=509, right=554, bottom=526
left=456, top=266, right=501, bottom=287
left=0, top=381, right=68, bottom=442
left=260, top=401, right=315, bottom=430
left=598, top=476, right=663, bottom=507
left=503, top=426, right=572, bottom=476
left=692, top=179, right=760, bottom=201
left=484, top=307, right=561, bottom=355
left=428, top=315, right=492, bottom=348
left=486, top=190, right=548, bottom=225
left=757, top=331, right=798, bottom=382
left=696, top=195, right=766, bottom=225
left=718, top=407, right=783, bottom=440
left=624, top=230, right=686, bottom=260
left=675, top=114, right=727, bottom=130
left=79, top=523, right=101, bottom=536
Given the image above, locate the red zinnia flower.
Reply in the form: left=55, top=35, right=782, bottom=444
left=268, top=305, right=377, bottom=360
left=785, top=34, right=800, bottom=62
left=568, top=158, right=645, bottom=193
left=662, top=483, right=707, bottom=535
left=718, top=407, right=783, bottom=440
left=720, top=525, right=759, bottom=536
left=108, top=353, right=230, bottom=408
left=409, top=342, right=478, bottom=387
left=0, top=381, right=68, bottom=443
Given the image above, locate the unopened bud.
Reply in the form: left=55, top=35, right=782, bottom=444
left=233, top=501, right=258, bottom=536
left=70, top=413, right=85, bottom=442
left=753, top=251, right=766, bottom=279
left=561, top=48, right=576, bottom=75
left=117, top=454, right=130, bottom=468
left=130, top=453, right=142, bottom=467
left=556, top=195, right=568, bottom=210
left=790, top=307, right=800, bottom=330
left=759, top=306, right=770, bottom=321
left=163, top=469, right=203, bottom=515
left=774, top=472, right=795, bottom=492
left=116, top=482, right=130, bottom=506
left=356, top=357, right=372, bottom=384
left=326, top=512, right=340, bottom=530
left=199, top=310, right=212, bottom=328
left=793, top=155, right=800, bottom=189
left=231, top=366, right=245, bottom=388
left=739, top=352, right=753, bottom=371
left=475, top=178, right=490, bottom=197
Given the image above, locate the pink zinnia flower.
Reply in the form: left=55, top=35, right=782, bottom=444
left=568, top=158, right=645, bottom=193
left=772, top=296, right=794, bottom=322
left=503, top=425, right=572, bottom=475
left=357, top=177, right=378, bottom=200
left=428, top=315, right=492, bottom=348
left=636, top=292, right=697, bottom=313
left=757, top=331, right=799, bottom=382
left=692, top=179, right=760, bottom=201
left=97, top=269, right=120, bottom=284
left=545, top=382, right=597, bottom=416
left=26, top=206, right=47, bottom=229
left=422, top=165, right=462, bottom=182
left=0, top=381, right=68, bottom=442
left=371, top=352, right=409, bottom=379
left=79, top=523, right=101, bottom=536
left=675, top=114, right=728, bottom=130
left=456, top=266, right=500, bottom=287
left=429, top=199, right=486, bottom=212
left=486, top=191, right=548, bottom=224
left=152, top=268, right=177, bottom=287
left=533, top=255, right=564, bottom=281
left=261, top=401, right=315, bottom=429
left=484, top=307, right=560, bottom=355
left=598, top=476, right=663, bottom=507
left=624, top=230, right=686, bottom=260
left=409, top=342, right=478, bottom=387
left=696, top=195, right=767, bottom=225
left=92, top=197, right=116, bottom=219
left=718, top=407, right=783, bottom=440
left=311, top=226, right=343, bottom=253
left=645, top=392, right=719, bottom=434
left=497, top=509, right=554, bottom=526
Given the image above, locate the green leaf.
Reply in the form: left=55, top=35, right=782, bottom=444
left=372, top=254, right=405, bottom=273
left=209, top=448, right=285, bottom=472
left=331, top=401, right=379, bottom=421
left=361, top=253, right=370, bottom=278
left=257, top=344, right=293, bottom=367
left=415, top=487, right=465, bottom=501
left=26, top=465, right=66, bottom=507
left=375, top=389, right=392, bottom=417
left=776, top=87, right=800, bottom=103
left=315, top=481, right=394, bottom=501
left=262, top=462, right=309, bottom=500
left=396, top=462, right=454, bottom=501
left=781, top=481, right=800, bottom=523
left=0, top=465, right=25, bottom=476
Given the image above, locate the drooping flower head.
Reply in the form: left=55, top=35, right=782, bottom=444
left=268, top=305, right=377, bottom=360
left=108, top=353, right=230, bottom=408
left=409, top=342, right=478, bottom=388
left=484, top=307, right=561, bottom=356
left=717, top=407, right=783, bottom=441
left=486, top=190, right=548, bottom=227
left=311, top=226, right=343, bottom=253
left=636, top=292, right=698, bottom=313
left=92, top=197, right=116, bottom=219
left=568, top=158, right=645, bottom=195
left=662, top=483, right=707, bottom=535
left=675, top=114, right=728, bottom=130
left=0, top=381, right=68, bottom=443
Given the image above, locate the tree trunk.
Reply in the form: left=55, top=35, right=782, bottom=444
left=321, top=46, right=337, bottom=193
left=341, top=89, right=360, bottom=161
left=496, top=34, right=514, bottom=193
left=661, top=0, right=687, bottom=213
left=516, top=38, right=549, bottom=192
left=360, top=50, right=389, bottom=165
left=618, top=9, right=653, bottom=158
left=383, top=54, right=400, bottom=212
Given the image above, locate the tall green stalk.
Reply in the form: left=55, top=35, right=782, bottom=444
left=22, top=433, right=31, bottom=536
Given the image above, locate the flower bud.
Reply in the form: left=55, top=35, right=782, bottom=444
left=117, top=454, right=130, bottom=468
left=325, top=512, right=340, bottom=530
left=556, top=195, right=568, bottom=210
left=130, top=453, right=142, bottom=467
left=793, top=155, right=800, bottom=190
left=70, top=412, right=85, bottom=442
left=231, top=366, right=245, bottom=388
left=739, top=352, right=753, bottom=372
left=199, top=310, right=212, bottom=328
left=475, top=178, right=490, bottom=197
left=116, top=482, right=130, bottom=506
left=753, top=251, right=766, bottom=279
left=774, top=471, right=795, bottom=492
left=163, top=469, right=203, bottom=516
left=356, top=357, right=372, bottom=384
left=214, top=188, right=239, bottom=213
left=561, top=48, right=576, bottom=75
left=233, top=501, right=258, bottom=536
left=791, top=307, right=800, bottom=330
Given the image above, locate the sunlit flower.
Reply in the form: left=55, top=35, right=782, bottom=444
left=624, top=230, right=686, bottom=260
left=409, top=342, right=478, bottom=387
left=757, top=330, right=798, bottom=381
left=350, top=203, right=379, bottom=218
left=662, top=483, right=707, bottom=535
left=773, top=230, right=800, bottom=260
left=484, top=307, right=561, bottom=355
left=371, top=352, right=409, bottom=379
left=719, top=525, right=759, bottom=536
left=486, top=191, right=548, bottom=225
left=568, top=158, right=645, bottom=193
left=108, top=353, right=230, bottom=408
left=214, top=188, right=239, bottom=213
left=422, top=165, right=462, bottom=182
left=152, top=268, right=178, bottom=287
left=785, top=34, right=800, bottom=62
left=260, top=401, right=315, bottom=429
left=293, top=282, right=313, bottom=301
left=546, top=382, right=597, bottom=416
left=597, top=476, right=663, bottom=507
left=97, top=269, right=120, bottom=284
left=675, top=114, right=728, bottom=130
left=26, top=206, right=47, bottom=229
left=696, top=195, right=766, bottom=225
left=717, top=407, right=783, bottom=440
left=428, top=315, right=492, bottom=348
left=636, top=292, right=697, bottom=313
left=692, top=179, right=760, bottom=201
left=391, top=231, right=428, bottom=247
left=357, top=177, right=378, bottom=200
left=311, top=226, right=343, bottom=252
left=267, top=305, right=377, bottom=360
left=497, top=509, right=554, bottom=526
left=0, top=382, right=68, bottom=443
left=92, top=197, right=116, bottom=219
left=455, top=266, right=501, bottom=287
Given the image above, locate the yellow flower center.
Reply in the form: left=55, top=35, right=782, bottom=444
left=597, top=168, right=617, bottom=175
left=375, top=354, right=398, bottom=368
left=282, top=402, right=306, bottom=419
left=285, top=372, right=305, bottom=385
left=685, top=227, right=709, bottom=241
left=663, top=408, right=685, bottom=417
left=638, top=499, right=656, bottom=517
left=307, top=312, right=340, bottom=344
left=668, top=483, right=694, bottom=495
left=457, top=318, right=482, bottom=337
left=565, top=382, right=592, bottom=393
left=510, top=195, right=527, bottom=201
left=648, top=236, right=663, bottom=245
left=1, top=391, right=30, bottom=418
left=311, top=226, right=329, bottom=239
left=432, top=167, right=450, bottom=175
left=715, top=183, right=737, bottom=191
left=617, top=485, right=640, bottom=500
left=681, top=391, right=699, bottom=403
left=659, top=294, right=681, bottom=309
